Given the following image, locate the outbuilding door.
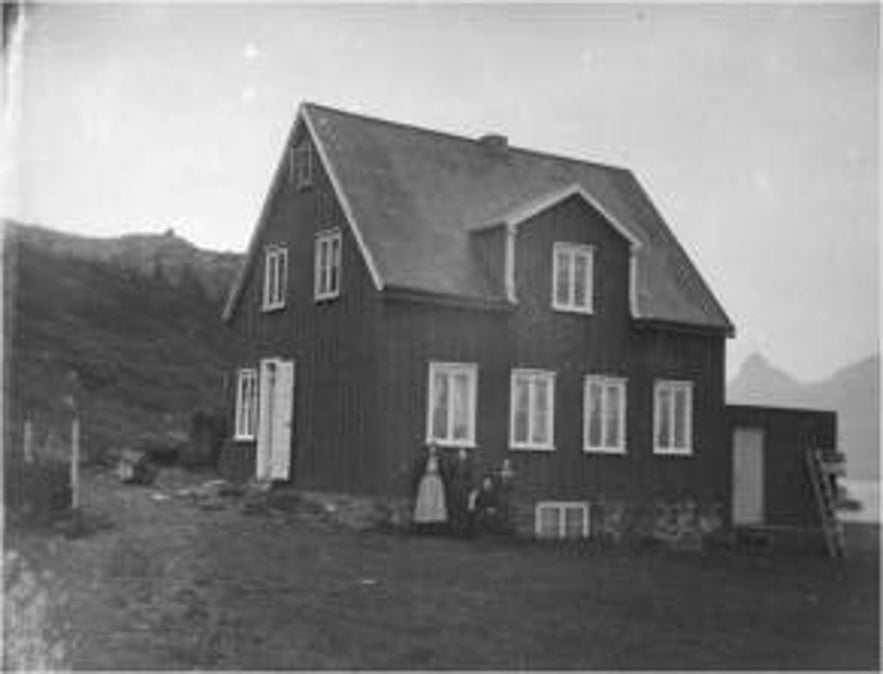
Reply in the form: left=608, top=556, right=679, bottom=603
left=732, top=427, right=765, bottom=525
left=256, top=358, right=295, bottom=481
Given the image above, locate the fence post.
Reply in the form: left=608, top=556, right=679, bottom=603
left=23, top=419, right=33, bottom=463
left=65, top=370, right=81, bottom=511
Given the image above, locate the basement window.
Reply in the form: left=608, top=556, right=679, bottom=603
left=262, top=245, right=288, bottom=311
left=535, top=502, right=590, bottom=540
left=234, top=368, right=258, bottom=440
left=653, top=380, right=693, bottom=455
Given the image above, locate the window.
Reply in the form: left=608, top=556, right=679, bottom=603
left=510, top=370, right=555, bottom=450
left=535, top=502, right=590, bottom=540
left=262, top=245, right=288, bottom=311
left=290, top=143, right=313, bottom=189
left=584, top=376, right=627, bottom=453
left=654, top=380, right=693, bottom=455
left=552, top=242, right=594, bottom=313
left=314, top=229, right=342, bottom=300
left=234, top=369, right=259, bottom=440
left=427, top=362, right=477, bottom=447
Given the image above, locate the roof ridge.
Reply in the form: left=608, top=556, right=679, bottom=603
left=302, top=101, right=630, bottom=174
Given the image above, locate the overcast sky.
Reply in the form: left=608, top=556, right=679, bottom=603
left=6, top=2, right=879, bottom=382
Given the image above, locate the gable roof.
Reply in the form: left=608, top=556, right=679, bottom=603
left=224, top=102, right=734, bottom=335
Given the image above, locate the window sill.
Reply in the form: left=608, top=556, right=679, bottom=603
left=261, top=303, right=286, bottom=313
left=584, top=447, right=626, bottom=455
left=510, top=444, right=555, bottom=452
left=653, top=447, right=693, bottom=457
left=233, top=435, right=256, bottom=443
left=314, top=292, right=340, bottom=303
left=425, top=438, right=477, bottom=449
left=551, top=303, right=594, bottom=316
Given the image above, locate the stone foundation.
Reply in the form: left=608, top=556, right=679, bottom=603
left=510, top=496, right=724, bottom=549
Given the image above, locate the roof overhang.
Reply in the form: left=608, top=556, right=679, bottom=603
left=221, top=102, right=384, bottom=323
left=474, top=183, right=643, bottom=251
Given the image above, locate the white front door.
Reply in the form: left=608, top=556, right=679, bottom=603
left=732, top=427, right=764, bottom=525
left=256, top=358, right=295, bottom=481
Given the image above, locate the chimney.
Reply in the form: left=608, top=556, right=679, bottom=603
left=479, top=133, right=508, bottom=151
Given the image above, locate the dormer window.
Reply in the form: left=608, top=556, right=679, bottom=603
left=552, top=242, right=594, bottom=314
left=262, top=245, right=288, bottom=311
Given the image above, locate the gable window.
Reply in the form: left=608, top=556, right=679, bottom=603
left=427, top=362, right=477, bottom=447
left=510, top=369, right=555, bottom=450
left=654, top=380, right=693, bottom=455
left=314, top=229, right=342, bottom=300
left=262, top=245, right=288, bottom=311
left=290, top=142, right=313, bottom=190
left=535, top=502, right=590, bottom=540
left=234, top=368, right=259, bottom=440
left=552, top=242, right=594, bottom=313
left=584, top=376, right=627, bottom=453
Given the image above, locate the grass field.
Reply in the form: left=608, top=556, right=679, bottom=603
left=5, top=467, right=880, bottom=670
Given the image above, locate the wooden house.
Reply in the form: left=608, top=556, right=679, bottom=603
left=220, top=103, right=836, bottom=542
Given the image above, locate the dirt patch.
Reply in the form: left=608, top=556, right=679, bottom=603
left=4, top=466, right=880, bottom=670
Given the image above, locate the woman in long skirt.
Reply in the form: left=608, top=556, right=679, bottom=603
left=414, top=444, right=448, bottom=530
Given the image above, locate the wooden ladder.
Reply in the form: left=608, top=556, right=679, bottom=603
left=806, top=448, right=846, bottom=558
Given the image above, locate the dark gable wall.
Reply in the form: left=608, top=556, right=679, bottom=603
left=379, top=194, right=727, bottom=509
left=225, top=131, right=384, bottom=493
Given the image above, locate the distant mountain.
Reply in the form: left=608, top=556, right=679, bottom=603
left=728, top=352, right=880, bottom=479
left=3, top=220, right=243, bottom=462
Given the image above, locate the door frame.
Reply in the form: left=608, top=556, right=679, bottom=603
left=256, top=357, right=295, bottom=481
left=732, top=426, right=765, bottom=525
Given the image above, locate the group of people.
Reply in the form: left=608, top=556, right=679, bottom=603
left=411, top=444, right=509, bottom=536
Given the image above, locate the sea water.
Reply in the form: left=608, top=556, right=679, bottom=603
left=840, top=478, right=881, bottom=523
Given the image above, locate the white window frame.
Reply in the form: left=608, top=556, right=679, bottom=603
left=314, top=229, right=342, bottom=301
left=534, top=501, right=590, bottom=539
left=234, top=368, right=259, bottom=441
left=583, top=376, right=627, bottom=454
left=552, top=242, right=594, bottom=314
left=262, top=245, right=288, bottom=311
left=653, top=380, right=694, bottom=456
left=426, top=362, right=478, bottom=448
left=509, top=369, right=556, bottom=451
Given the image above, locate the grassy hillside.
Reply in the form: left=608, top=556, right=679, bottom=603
left=4, top=221, right=242, bottom=463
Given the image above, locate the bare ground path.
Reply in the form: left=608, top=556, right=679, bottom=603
left=5, top=466, right=880, bottom=670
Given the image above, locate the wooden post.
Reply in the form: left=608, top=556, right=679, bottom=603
left=23, top=419, right=33, bottom=463
left=66, top=370, right=81, bottom=512
left=71, top=413, right=80, bottom=510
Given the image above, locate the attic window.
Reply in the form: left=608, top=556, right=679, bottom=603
left=552, top=242, right=594, bottom=314
left=314, top=229, right=342, bottom=301
left=290, top=143, right=313, bottom=190
left=262, top=245, right=288, bottom=311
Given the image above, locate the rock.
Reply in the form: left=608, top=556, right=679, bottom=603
left=117, top=450, right=157, bottom=486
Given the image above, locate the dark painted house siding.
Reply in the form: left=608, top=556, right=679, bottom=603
left=726, top=405, right=837, bottom=527
left=374, top=195, right=728, bottom=528
left=506, top=195, right=728, bottom=520
left=224, top=134, right=384, bottom=493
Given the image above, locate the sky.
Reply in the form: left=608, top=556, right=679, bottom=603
left=4, top=2, right=880, bottom=382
